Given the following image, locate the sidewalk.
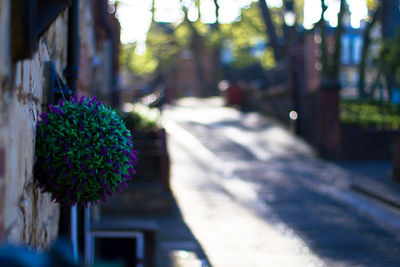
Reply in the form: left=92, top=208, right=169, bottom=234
left=165, top=97, right=400, bottom=215
left=333, top=160, right=400, bottom=211
left=161, top=97, right=400, bottom=266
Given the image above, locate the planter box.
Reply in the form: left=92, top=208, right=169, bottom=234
left=341, top=125, right=400, bottom=160
left=133, top=129, right=170, bottom=192
left=101, top=128, right=172, bottom=216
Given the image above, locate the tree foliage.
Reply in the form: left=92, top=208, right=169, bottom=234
left=379, top=29, right=400, bottom=81
left=120, top=43, right=158, bottom=76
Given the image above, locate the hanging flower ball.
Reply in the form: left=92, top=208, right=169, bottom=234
left=34, top=95, right=138, bottom=206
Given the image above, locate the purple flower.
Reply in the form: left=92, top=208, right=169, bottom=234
left=49, top=104, right=56, bottom=112
left=87, top=96, right=97, bottom=107
left=100, top=146, right=108, bottom=156
left=100, top=169, right=106, bottom=176
left=121, top=181, right=128, bottom=188
left=114, top=169, right=120, bottom=174
left=79, top=96, right=85, bottom=105
left=40, top=112, right=48, bottom=120
left=90, top=168, right=95, bottom=176
left=80, top=163, right=87, bottom=170
left=128, top=168, right=136, bottom=175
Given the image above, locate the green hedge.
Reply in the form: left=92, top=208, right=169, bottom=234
left=119, top=103, right=161, bottom=132
left=340, top=99, right=400, bottom=130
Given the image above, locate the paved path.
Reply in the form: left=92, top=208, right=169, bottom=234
left=163, top=97, right=400, bottom=267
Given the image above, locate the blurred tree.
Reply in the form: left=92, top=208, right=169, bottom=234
left=358, top=3, right=380, bottom=99
left=221, top=3, right=271, bottom=68
left=379, top=0, right=400, bottom=99
left=210, top=0, right=221, bottom=95
left=379, top=29, right=400, bottom=84
left=256, top=0, right=350, bottom=82
left=258, top=0, right=284, bottom=61
left=119, top=0, right=301, bottom=95
left=120, top=43, right=158, bottom=77
left=180, top=0, right=209, bottom=96
left=316, top=0, right=346, bottom=82
left=358, top=0, right=400, bottom=100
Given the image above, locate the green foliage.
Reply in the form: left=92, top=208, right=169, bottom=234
left=35, top=96, right=138, bottom=206
left=120, top=43, right=158, bottom=76
left=146, top=21, right=180, bottom=66
left=119, top=103, right=161, bottom=132
left=366, top=0, right=379, bottom=10
left=340, top=99, right=400, bottom=130
left=379, top=29, right=400, bottom=80
left=221, top=2, right=275, bottom=68
left=294, top=0, right=305, bottom=25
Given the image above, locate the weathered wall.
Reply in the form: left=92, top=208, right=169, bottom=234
left=0, top=0, right=111, bottom=249
left=0, top=2, right=69, bottom=249
left=0, top=0, right=11, bottom=243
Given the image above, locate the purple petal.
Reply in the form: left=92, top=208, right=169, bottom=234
left=40, top=112, right=48, bottom=120
left=79, top=96, right=85, bottom=105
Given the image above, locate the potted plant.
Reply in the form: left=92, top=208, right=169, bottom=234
left=34, top=95, right=138, bottom=206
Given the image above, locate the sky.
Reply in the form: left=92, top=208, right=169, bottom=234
left=114, top=0, right=368, bottom=45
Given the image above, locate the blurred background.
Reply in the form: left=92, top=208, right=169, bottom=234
left=1, top=0, right=400, bottom=266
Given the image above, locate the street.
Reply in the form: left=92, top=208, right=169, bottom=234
left=163, top=97, right=400, bottom=267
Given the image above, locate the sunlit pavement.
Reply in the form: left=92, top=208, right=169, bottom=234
left=163, top=97, right=400, bottom=267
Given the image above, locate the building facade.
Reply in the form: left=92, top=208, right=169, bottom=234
left=0, top=0, right=120, bottom=249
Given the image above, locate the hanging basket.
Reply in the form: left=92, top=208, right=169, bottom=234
left=34, top=95, right=138, bottom=206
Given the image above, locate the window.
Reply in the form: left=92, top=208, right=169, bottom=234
left=11, top=0, right=70, bottom=61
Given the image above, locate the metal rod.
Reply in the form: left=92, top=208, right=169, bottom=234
left=84, top=205, right=91, bottom=266
left=71, top=204, right=78, bottom=263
